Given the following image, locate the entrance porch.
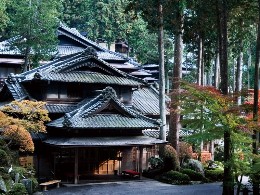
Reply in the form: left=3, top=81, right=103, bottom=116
left=49, top=146, right=154, bottom=184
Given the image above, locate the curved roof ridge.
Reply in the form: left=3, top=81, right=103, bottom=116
left=59, top=23, right=105, bottom=52
left=62, top=86, right=159, bottom=127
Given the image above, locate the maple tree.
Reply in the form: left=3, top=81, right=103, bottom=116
left=179, top=81, right=259, bottom=194
left=0, top=100, right=50, bottom=152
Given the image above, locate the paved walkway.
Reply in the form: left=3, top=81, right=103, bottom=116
left=42, top=179, right=223, bottom=195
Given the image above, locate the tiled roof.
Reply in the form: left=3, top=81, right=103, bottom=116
left=43, top=135, right=166, bottom=147
left=97, top=51, right=126, bottom=61
left=58, top=24, right=127, bottom=61
left=57, top=45, right=85, bottom=56
left=48, top=114, right=158, bottom=129
left=58, top=23, right=104, bottom=51
left=143, top=128, right=193, bottom=138
left=0, top=39, right=22, bottom=55
left=109, top=63, right=139, bottom=71
left=20, top=48, right=145, bottom=86
left=45, top=104, right=77, bottom=113
left=130, top=69, right=152, bottom=77
left=47, top=86, right=160, bottom=129
left=30, top=132, right=47, bottom=140
left=37, top=72, right=141, bottom=86
left=132, top=86, right=170, bottom=115
left=143, top=77, right=158, bottom=83
left=5, top=74, right=29, bottom=100
left=142, top=64, right=159, bottom=69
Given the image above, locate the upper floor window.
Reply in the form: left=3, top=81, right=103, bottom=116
left=46, top=83, right=83, bottom=100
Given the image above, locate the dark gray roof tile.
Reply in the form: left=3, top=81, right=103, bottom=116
left=48, top=114, right=158, bottom=129
left=43, top=135, right=166, bottom=147
left=133, top=86, right=170, bottom=115
left=143, top=128, right=192, bottom=138
left=45, top=104, right=77, bottom=113
left=38, top=72, right=141, bottom=86
left=5, top=74, right=28, bottom=100
left=47, top=87, right=160, bottom=129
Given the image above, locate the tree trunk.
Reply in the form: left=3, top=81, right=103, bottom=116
left=236, top=50, right=243, bottom=105
left=201, top=40, right=205, bottom=86
left=214, top=51, right=220, bottom=88
left=233, top=58, right=236, bottom=92
left=217, top=0, right=234, bottom=194
left=248, top=48, right=251, bottom=90
left=235, top=32, right=243, bottom=105
left=23, top=46, right=31, bottom=73
left=217, top=0, right=228, bottom=95
left=252, top=2, right=260, bottom=195
left=197, top=36, right=203, bottom=85
left=158, top=2, right=166, bottom=141
left=169, top=5, right=183, bottom=152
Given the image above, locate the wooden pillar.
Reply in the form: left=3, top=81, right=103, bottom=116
left=138, top=146, right=143, bottom=178
left=74, top=148, right=79, bottom=184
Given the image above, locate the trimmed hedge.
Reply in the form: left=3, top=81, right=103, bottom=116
left=160, top=170, right=191, bottom=185
left=162, top=145, right=180, bottom=172
left=205, top=169, right=224, bottom=181
left=180, top=169, right=204, bottom=181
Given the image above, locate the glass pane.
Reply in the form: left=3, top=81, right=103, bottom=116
left=47, top=86, right=58, bottom=99
left=59, top=85, right=67, bottom=99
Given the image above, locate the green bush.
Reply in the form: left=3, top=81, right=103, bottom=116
left=183, top=159, right=204, bottom=176
left=148, top=157, right=163, bottom=169
left=205, top=169, right=224, bottom=181
left=214, top=146, right=224, bottom=162
left=10, top=167, right=27, bottom=182
left=162, top=145, right=180, bottom=172
left=143, top=169, right=164, bottom=179
left=7, top=183, right=28, bottom=195
left=0, top=149, right=9, bottom=166
left=30, top=177, right=39, bottom=193
left=160, top=170, right=191, bottom=185
left=180, top=168, right=204, bottom=181
left=178, top=142, right=193, bottom=166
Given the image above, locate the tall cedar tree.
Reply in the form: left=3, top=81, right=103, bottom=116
left=7, top=0, right=61, bottom=71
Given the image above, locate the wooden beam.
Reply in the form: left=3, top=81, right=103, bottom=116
left=74, top=148, right=79, bottom=184
left=138, top=146, right=143, bottom=178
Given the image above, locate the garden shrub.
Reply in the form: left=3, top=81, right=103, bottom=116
left=183, top=159, right=204, bottom=176
left=178, top=142, right=193, bottom=166
left=214, top=146, right=224, bottom=162
left=160, top=170, right=191, bottom=185
left=0, top=139, right=5, bottom=145
left=10, top=167, right=27, bottom=182
left=143, top=168, right=164, bottom=179
left=0, top=176, right=7, bottom=193
left=205, top=160, right=224, bottom=170
left=162, top=145, right=180, bottom=171
left=0, top=149, right=9, bottom=166
left=7, top=183, right=28, bottom=195
left=180, top=168, right=204, bottom=181
left=148, top=156, right=163, bottom=170
left=30, top=177, right=39, bottom=193
left=205, top=169, right=224, bottom=181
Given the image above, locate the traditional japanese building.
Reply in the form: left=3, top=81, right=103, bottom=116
left=0, top=45, right=167, bottom=183
left=0, top=23, right=157, bottom=88
left=0, top=39, right=24, bottom=88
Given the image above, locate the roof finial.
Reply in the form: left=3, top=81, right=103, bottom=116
left=102, top=86, right=116, bottom=100
left=82, top=46, right=97, bottom=57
